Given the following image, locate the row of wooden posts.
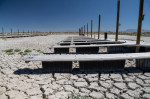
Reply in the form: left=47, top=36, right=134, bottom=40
left=79, top=0, right=144, bottom=46
left=1, top=27, right=37, bottom=36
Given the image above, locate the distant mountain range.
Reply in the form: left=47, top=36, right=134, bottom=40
left=123, top=29, right=150, bottom=33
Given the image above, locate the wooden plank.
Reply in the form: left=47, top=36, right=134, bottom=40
left=58, top=42, right=124, bottom=46
left=23, top=52, right=150, bottom=62
left=60, top=39, right=107, bottom=42
left=50, top=44, right=135, bottom=48
left=59, top=41, right=124, bottom=44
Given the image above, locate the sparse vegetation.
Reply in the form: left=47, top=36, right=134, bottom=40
left=3, top=49, right=14, bottom=55
left=19, top=51, right=23, bottom=55
left=14, top=49, right=21, bottom=52
left=7, top=52, right=14, bottom=55
left=24, top=49, right=32, bottom=53
left=36, top=49, right=43, bottom=53
left=19, top=51, right=27, bottom=55
left=67, top=94, right=92, bottom=99
left=36, top=49, right=41, bottom=52
left=3, top=48, right=44, bottom=55
left=4, top=49, right=13, bottom=53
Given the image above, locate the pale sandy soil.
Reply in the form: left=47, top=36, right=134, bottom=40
left=0, top=34, right=150, bottom=99
left=0, top=35, right=69, bottom=52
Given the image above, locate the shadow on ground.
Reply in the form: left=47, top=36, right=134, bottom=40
left=13, top=67, right=150, bottom=75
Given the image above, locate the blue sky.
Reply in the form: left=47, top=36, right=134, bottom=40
left=0, top=0, right=150, bottom=32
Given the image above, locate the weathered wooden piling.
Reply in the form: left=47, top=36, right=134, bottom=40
left=81, top=27, right=83, bottom=35
left=136, top=0, right=144, bottom=52
left=2, top=27, right=4, bottom=34
left=79, top=28, right=80, bottom=35
left=87, top=23, right=88, bottom=36
left=84, top=25, right=85, bottom=36
left=82, top=27, right=84, bottom=36
left=11, top=28, right=12, bottom=36
left=91, top=20, right=93, bottom=38
left=115, top=0, right=120, bottom=41
left=98, top=15, right=101, bottom=39
left=79, top=28, right=82, bottom=36
left=79, top=28, right=81, bottom=35
left=18, top=29, right=19, bottom=35
left=80, top=28, right=81, bottom=35
left=104, top=32, right=108, bottom=40
left=82, top=27, right=84, bottom=35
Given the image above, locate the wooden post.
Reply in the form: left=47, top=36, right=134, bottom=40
left=18, top=29, right=19, bottom=36
left=2, top=27, right=4, bottom=35
left=98, top=15, right=101, bottom=39
left=79, top=28, right=81, bottom=35
left=11, top=28, right=12, bottom=36
left=136, top=0, right=144, bottom=45
left=81, top=27, right=82, bottom=35
left=80, top=27, right=81, bottom=35
left=82, top=27, right=83, bottom=35
left=91, top=20, right=93, bottom=38
left=23, top=29, right=24, bottom=34
left=87, top=23, right=88, bottom=36
left=115, top=0, right=120, bottom=41
left=80, top=28, right=81, bottom=35
left=136, top=0, right=144, bottom=52
left=79, top=28, right=80, bottom=36
left=84, top=25, right=85, bottom=36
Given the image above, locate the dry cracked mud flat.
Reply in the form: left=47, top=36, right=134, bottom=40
left=0, top=35, right=150, bottom=99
